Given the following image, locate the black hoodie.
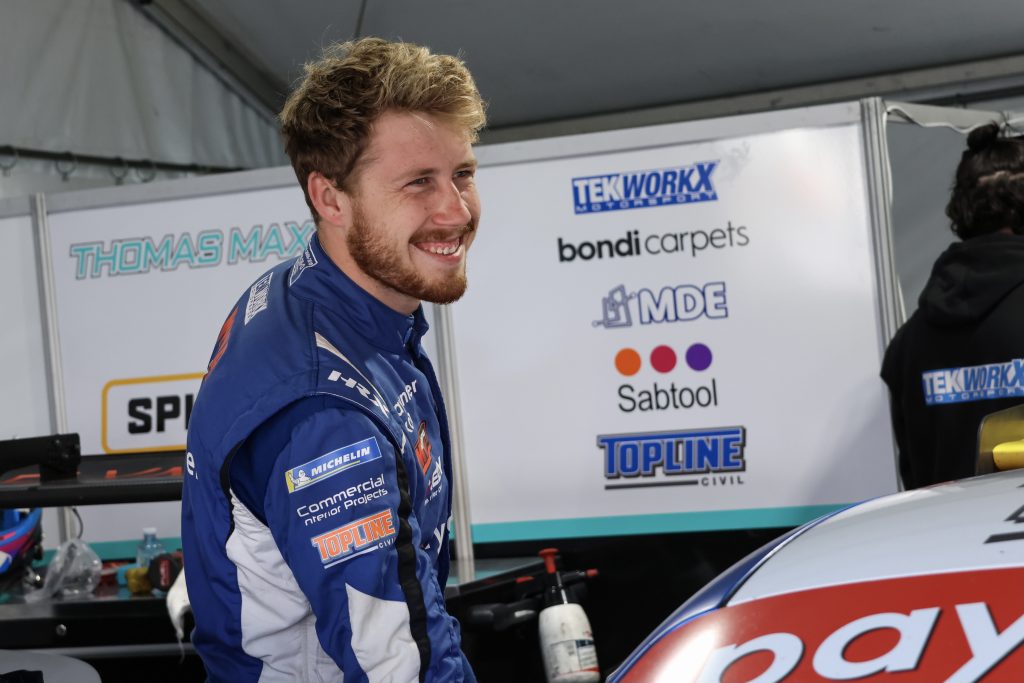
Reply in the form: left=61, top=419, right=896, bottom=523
left=881, top=232, right=1024, bottom=489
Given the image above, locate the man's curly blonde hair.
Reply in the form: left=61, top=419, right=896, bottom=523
left=280, top=37, right=487, bottom=222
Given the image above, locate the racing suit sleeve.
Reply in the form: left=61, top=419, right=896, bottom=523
left=231, top=396, right=469, bottom=682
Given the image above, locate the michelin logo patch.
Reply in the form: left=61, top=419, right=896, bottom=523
left=922, top=357, right=1024, bottom=405
left=285, top=436, right=382, bottom=493
left=311, top=509, right=396, bottom=568
left=572, top=161, right=718, bottom=215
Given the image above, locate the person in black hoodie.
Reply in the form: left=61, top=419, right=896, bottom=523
left=882, top=122, right=1024, bottom=489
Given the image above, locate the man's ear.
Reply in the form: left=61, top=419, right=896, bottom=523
left=307, top=172, right=352, bottom=226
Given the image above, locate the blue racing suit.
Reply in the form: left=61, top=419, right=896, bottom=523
left=182, top=234, right=474, bottom=682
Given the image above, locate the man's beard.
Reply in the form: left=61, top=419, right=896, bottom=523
left=346, top=204, right=474, bottom=305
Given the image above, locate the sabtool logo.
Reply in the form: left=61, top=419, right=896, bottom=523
left=571, top=161, right=718, bottom=215
left=614, top=344, right=718, bottom=414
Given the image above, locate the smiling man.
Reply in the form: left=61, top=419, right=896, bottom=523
left=181, top=38, right=485, bottom=682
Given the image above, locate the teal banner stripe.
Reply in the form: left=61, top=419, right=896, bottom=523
left=470, top=505, right=849, bottom=543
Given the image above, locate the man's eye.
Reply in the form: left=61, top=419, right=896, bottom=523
left=408, top=177, right=430, bottom=186
left=455, top=169, right=475, bottom=179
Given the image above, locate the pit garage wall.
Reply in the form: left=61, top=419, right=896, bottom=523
left=0, top=98, right=992, bottom=551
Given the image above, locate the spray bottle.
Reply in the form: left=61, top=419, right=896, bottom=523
left=537, top=548, right=600, bottom=683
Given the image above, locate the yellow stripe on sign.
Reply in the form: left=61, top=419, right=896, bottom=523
left=101, top=372, right=205, bottom=454
left=993, top=439, right=1024, bottom=471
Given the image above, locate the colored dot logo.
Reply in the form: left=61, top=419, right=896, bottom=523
left=650, top=345, right=676, bottom=373
left=615, top=343, right=713, bottom=375
left=686, top=343, right=713, bottom=372
left=615, top=348, right=642, bottom=376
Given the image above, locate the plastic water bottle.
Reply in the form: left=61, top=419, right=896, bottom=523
left=136, top=527, right=166, bottom=568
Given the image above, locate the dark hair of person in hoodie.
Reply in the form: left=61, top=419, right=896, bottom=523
left=946, top=122, right=1024, bottom=240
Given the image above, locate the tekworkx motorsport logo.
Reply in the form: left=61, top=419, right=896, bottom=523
left=599, top=426, right=745, bottom=489
left=922, top=357, right=1024, bottom=405
left=571, top=161, right=718, bottom=215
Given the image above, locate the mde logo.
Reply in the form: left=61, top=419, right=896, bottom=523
left=615, top=567, right=1024, bottom=683
left=310, top=509, right=396, bottom=569
left=571, top=161, right=718, bottom=215
left=598, top=426, right=745, bottom=490
left=102, top=373, right=204, bottom=453
left=615, top=344, right=717, bottom=413
left=594, top=283, right=727, bottom=329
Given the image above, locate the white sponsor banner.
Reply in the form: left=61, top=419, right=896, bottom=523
left=455, top=110, right=899, bottom=540
left=46, top=181, right=313, bottom=542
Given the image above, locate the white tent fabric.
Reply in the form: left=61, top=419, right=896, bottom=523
left=1, top=0, right=285, bottom=169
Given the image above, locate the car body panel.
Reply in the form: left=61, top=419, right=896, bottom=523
left=731, top=470, right=1024, bottom=604
left=609, top=507, right=852, bottom=678
left=609, top=470, right=1024, bottom=682
left=616, top=566, right=1024, bottom=682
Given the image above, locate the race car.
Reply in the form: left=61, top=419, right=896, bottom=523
left=608, top=468, right=1024, bottom=682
